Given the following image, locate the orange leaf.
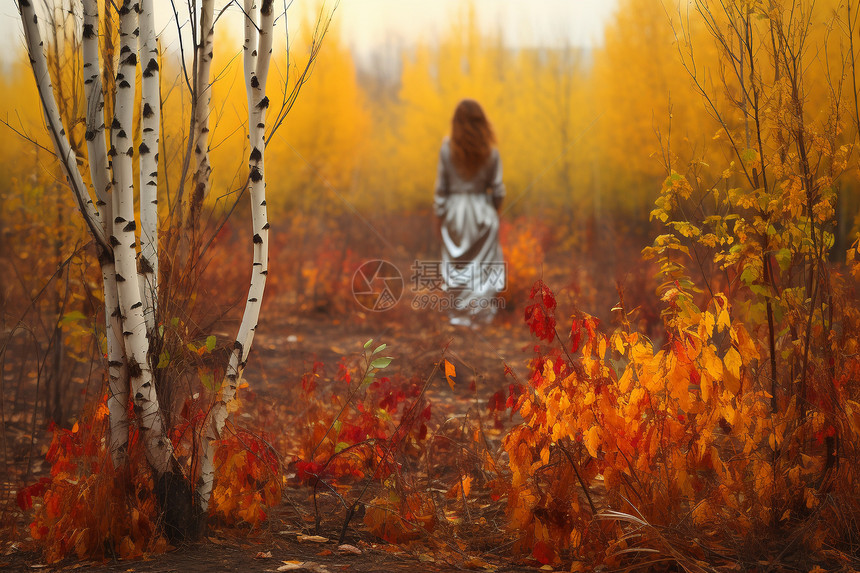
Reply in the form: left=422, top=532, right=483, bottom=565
left=444, top=359, right=456, bottom=390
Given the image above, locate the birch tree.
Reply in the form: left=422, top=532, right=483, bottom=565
left=17, top=0, right=327, bottom=538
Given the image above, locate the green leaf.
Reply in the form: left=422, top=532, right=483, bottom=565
left=201, top=372, right=214, bottom=391
left=363, top=339, right=373, bottom=349
left=334, top=441, right=349, bottom=454
left=205, top=335, right=217, bottom=352
left=170, top=317, right=180, bottom=327
left=157, top=351, right=171, bottom=369
left=332, top=419, right=342, bottom=435
left=370, top=357, right=392, bottom=369
left=741, top=148, right=757, bottom=163
left=774, top=248, right=792, bottom=272
left=372, top=343, right=387, bottom=355
left=60, top=310, right=87, bottom=325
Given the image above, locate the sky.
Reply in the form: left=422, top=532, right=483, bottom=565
left=0, top=0, right=617, bottom=66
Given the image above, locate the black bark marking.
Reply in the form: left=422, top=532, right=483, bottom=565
left=123, top=53, right=137, bottom=66
left=123, top=220, right=136, bottom=232
left=142, top=103, right=153, bottom=118
left=248, top=297, right=258, bottom=303
left=250, top=167, right=262, bottom=182
left=127, top=360, right=142, bottom=378
left=139, top=256, right=154, bottom=274
left=139, top=142, right=150, bottom=154
left=262, top=222, right=270, bottom=230
left=260, top=200, right=266, bottom=206
left=252, top=233, right=262, bottom=244
left=131, top=301, right=142, bottom=309
left=108, top=360, right=124, bottom=368
left=117, top=130, right=127, bottom=139
left=115, top=274, right=126, bottom=282
left=126, top=147, right=134, bottom=156
left=249, top=147, right=262, bottom=162
left=83, top=23, right=95, bottom=38
left=119, top=80, right=131, bottom=89
left=250, top=75, right=259, bottom=88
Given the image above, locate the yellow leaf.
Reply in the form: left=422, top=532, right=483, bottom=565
left=717, top=307, right=731, bottom=332
left=584, top=426, right=600, bottom=458
left=724, top=347, right=742, bottom=380
left=520, top=398, right=532, bottom=418
left=734, top=324, right=759, bottom=360
left=583, top=391, right=596, bottom=406
left=542, top=360, right=556, bottom=384
left=612, top=333, right=625, bottom=355
left=444, top=359, right=456, bottom=390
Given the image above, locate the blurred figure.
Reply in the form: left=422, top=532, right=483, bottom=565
left=434, top=99, right=506, bottom=326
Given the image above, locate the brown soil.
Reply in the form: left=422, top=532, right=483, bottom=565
left=2, top=310, right=551, bottom=573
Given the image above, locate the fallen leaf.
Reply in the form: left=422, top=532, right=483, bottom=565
left=337, top=544, right=362, bottom=555
left=254, top=551, right=272, bottom=559
left=463, top=556, right=493, bottom=570
left=297, top=534, right=329, bottom=543
left=316, top=549, right=332, bottom=556
left=276, top=562, right=330, bottom=573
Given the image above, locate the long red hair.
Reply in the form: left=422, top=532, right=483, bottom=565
left=450, top=99, right=496, bottom=179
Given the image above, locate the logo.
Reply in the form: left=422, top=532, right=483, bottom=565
left=352, top=260, right=403, bottom=312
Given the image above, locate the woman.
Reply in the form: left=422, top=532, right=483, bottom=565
left=434, top=99, right=506, bottom=326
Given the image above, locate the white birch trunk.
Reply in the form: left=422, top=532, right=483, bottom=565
left=83, top=0, right=129, bottom=464
left=189, top=0, right=215, bottom=225
left=18, top=0, right=107, bottom=251
left=111, top=0, right=172, bottom=477
left=196, top=0, right=274, bottom=511
left=138, top=0, right=160, bottom=336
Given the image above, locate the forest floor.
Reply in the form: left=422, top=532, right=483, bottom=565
left=2, top=308, right=555, bottom=572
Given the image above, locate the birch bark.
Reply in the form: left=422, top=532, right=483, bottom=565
left=196, top=0, right=274, bottom=510
left=82, top=0, right=129, bottom=464
left=189, top=0, right=215, bottom=228
left=111, top=0, right=172, bottom=477
left=138, top=0, right=160, bottom=336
